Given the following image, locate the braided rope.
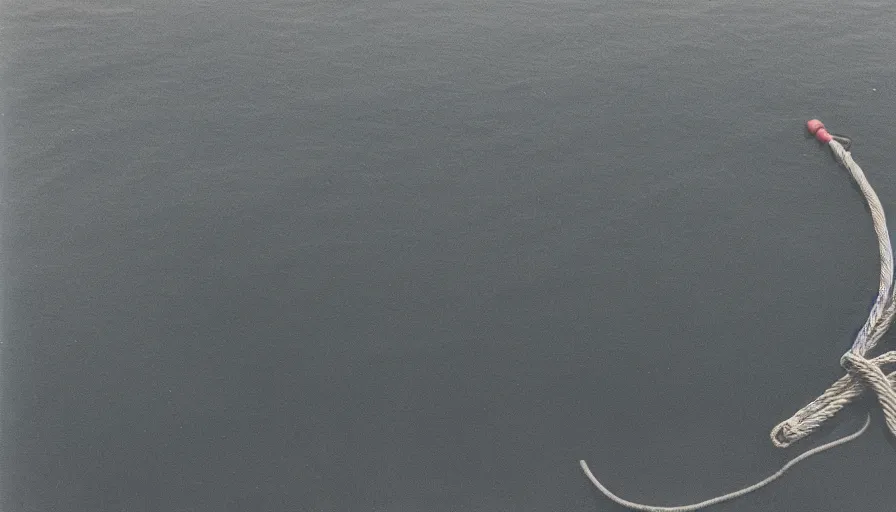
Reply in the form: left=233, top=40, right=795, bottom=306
left=771, top=124, right=896, bottom=447
left=581, top=120, right=896, bottom=510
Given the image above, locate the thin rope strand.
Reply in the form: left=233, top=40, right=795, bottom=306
left=580, top=415, right=870, bottom=512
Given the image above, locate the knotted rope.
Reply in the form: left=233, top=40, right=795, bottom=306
left=580, top=119, right=896, bottom=511
left=772, top=121, right=896, bottom=446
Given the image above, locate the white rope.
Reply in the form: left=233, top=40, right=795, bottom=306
left=579, top=415, right=870, bottom=512
left=581, top=120, right=896, bottom=510
left=771, top=135, right=896, bottom=446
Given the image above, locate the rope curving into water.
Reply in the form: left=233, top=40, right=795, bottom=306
left=580, top=119, right=896, bottom=510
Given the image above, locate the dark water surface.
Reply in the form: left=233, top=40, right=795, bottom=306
left=3, top=1, right=896, bottom=510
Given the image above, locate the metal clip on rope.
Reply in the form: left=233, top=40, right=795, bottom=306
left=580, top=119, right=896, bottom=511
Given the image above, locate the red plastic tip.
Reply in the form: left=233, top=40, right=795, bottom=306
left=807, top=119, right=833, bottom=143
left=807, top=119, right=825, bottom=134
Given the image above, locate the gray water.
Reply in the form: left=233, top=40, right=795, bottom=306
left=3, top=1, right=896, bottom=511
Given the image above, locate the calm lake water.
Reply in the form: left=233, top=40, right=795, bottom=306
left=3, top=1, right=896, bottom=510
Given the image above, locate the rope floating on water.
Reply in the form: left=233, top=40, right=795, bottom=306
left=580, top=415, right=870, bottom=512
left=581, top=119, right=896, bottom=510
left=772, top=119, right=896, bottom=447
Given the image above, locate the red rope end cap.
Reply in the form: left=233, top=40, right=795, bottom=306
left=807, top=119, right=825, bottom=134
left=807, top=119, right=833, bottom=143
